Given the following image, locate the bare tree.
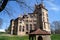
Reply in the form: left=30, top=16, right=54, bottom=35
left=0, top=18, right=3, bottom=28
left=0, top=0, right=33, bottom=17
left=51, top=21, right=60, bottom=34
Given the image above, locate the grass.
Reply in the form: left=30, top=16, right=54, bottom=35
left=0, top=33, right=60, bottom=40
left=0, top=32, right=29, bottom=40
left=51, top=34, right=60, bottom=40
left=0, top=36, right=29, bottom=40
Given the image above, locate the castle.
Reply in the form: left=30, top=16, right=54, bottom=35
left=8, top=3, right=51, bottom=40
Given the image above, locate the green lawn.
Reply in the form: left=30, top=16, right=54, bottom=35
left=0, top=36, right=29, bottom=40
left=51, top=34, right=60, bottom=40
left=0, top=34, right=60, bottom=40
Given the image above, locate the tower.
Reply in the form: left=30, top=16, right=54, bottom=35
left=34, top=0, right=50, bottom=32
left=29, top=1, right=51, bottom=40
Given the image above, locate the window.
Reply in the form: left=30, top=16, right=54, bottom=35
left=33, top=20, right=36, bottom=22
left=23, top=26, right=24, bottom=32
left=34, top=24, right=36, bottom=26
left=43, top=12, right=44, bottom=16
left=46, top=14, right=48, bottom=17
left=20, top=22, right=22, bottom=23
left=33, top=14, right=37, bottom=17
left=47, top=18, right=48, bottom=22
left=30, top=24, right=32, bottom=30
left=26, top=17, right=28, bottom=18
left=34, top=24, right=37, bottom=29
left=26, top=32, right=28, bottom=34
left=43, top=17, right=45, bottom=21
left=26, top=20, right=28, bottom=22
left=39, top=14, right=42, bottom=16
left=30, top=15, right=33, bottom=18
left=23, top=20, right=24, bottom=21
left=19, top=25, right=21, bottom=31
left=44, top=23, right=46, bottom=29
left=26, top=24, right=28, bottom=30
left=29, top=20, right=32, bottom=22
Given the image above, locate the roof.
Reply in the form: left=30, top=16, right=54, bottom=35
left=29, top=29, right=51, bottom=35
left=35, top=4, right=48, bottom=11
left=28, top=13, right=33, bottom=14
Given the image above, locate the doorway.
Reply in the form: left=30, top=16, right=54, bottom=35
left=38, top=36, right=43, bottom=40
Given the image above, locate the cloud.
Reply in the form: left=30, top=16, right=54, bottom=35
left=45, top=0, right=60, bottom=11
left=0, top=29, right=5, bottom=32
left=50, top=7, right=60, bottom=11
left=51, top=0, right=54, bottom=1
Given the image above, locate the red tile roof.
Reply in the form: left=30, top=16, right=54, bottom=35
left=29, top=29, right=51, bottom=35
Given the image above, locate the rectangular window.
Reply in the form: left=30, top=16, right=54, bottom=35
left=46, top=14, right=48, bottom=17
left=30, top=24, right=32, bottom=30
left=29, top=20, right=32, bottom=22
left=43, top=17, right=45, bottom=22
left=20, top=22, right=22, bottom=23
left=33, top=20, right=36, bottom=22
left=34, top=24, right=37, bottom=30
left=30, top=15, right=33, bottom=18
left=44, top=22, right=46, bottom=29
left=47, top=18, right=48, bottom=22
left=19, top=25, right=21, bottom=31
left=43, top=12, right=44, bottom=16
left=26, top=24, right=28, bottom=30
left=33, top=14, right=37, bottom=18
left=23, top=26, right=24, bottom=32
left=39, top=14, right=42, bottom=16
left=34, top=24, right=36, bottom=27
left=26, top=20, right=28, bottom=22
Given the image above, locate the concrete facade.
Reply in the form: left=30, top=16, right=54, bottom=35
left=8, top=4, right=51, bottom=40
left=9, top=14, right=37, bottom=36
left=29, top=4, right=51, bottom=40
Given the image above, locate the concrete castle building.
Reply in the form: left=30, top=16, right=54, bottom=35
left=8, top=2, right=51, bottom=40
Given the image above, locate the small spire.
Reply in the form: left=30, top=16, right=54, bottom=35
left=19, top=13, right=23, bottom=17
left=40, top=0, right=44, bottom=7
left=24, top=12, right=28, bottom=15
left=36, top=0, right=38, bottom=4
left=24, top=12, right=26, bottom=15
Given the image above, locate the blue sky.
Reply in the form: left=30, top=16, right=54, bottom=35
left=0, top=0, right=60, bottom=31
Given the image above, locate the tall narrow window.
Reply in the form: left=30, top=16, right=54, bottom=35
left=44, top=23, right=46, bottom=29
left=43, top=17, right=45, bottom=22
left=39, top=14, right=42, bottom=16
left=43, top=12, right=44, bottom=16
left=26, top=20, right=28, bottom=22
left=19, top=25, right=21, bottom=31
left=46, top=14, right=48, bottom=17
left=34, top=24, right=37, bottom=30
left=30, top=24, right=32, bottom=30
left=23, top=26, right=24, bottom=32
left=33, top=20, right=36, bottom=22
left=30, top=15, right=33, bottom=18
left=26, top=24, right=28, bottom=30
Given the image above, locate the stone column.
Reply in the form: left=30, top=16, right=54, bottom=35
left=11, top=26, right=13, bottom=35
left=36, top=35, right=39, bottom=40
left=11, top=20, right=14, bottom=35
left=17, top=19, right=20, bottom=35
left=42, top=35, right=51, bottom=40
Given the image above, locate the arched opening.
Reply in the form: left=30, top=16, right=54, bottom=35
left=38, top=36, right=43, bottom=40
